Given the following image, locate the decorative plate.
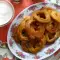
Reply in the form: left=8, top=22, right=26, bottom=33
left=7, top=2, right=60, bottom=60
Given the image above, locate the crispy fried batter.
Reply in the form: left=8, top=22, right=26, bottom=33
left=12, top=7, right=60, bottom=54
left=32, top=10, right=51, bottom=23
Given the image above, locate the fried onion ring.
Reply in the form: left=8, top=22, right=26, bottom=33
left=21, top=36, right=46, bottom=54
left=51, top=11, right=60, bottom=23
left=45, top=31, right=59, bottom=43
left=25, top=18, right=45, bottom=39
left=12, top=26, right=21, bottom=43
left=21, top=41, right=29, bottom=52
left=32, top=10, right=51, bottom=23
left=46, top=21, right=58, bottom=33
left=28, top=36, right=46, bottom=54
left=17, top=16, right=30, bottom=41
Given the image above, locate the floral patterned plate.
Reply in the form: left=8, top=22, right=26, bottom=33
left=7, top=2, right=60, bottom=60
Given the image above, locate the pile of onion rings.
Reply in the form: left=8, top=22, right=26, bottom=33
left=12, top=7, right=60, bottom=54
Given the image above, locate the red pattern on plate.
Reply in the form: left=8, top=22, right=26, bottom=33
left=18, top=13, right=24, bottom=19
left=45, top=48, right=55, bottom=54
left=28, top=5, right=37, bottom=11
left=34, top=55, right=40, bottom=59
left=16, top=51, right=25, bottom=58
left=54, top=49, right=60, bottom=56
left=9, top=39, right=13, bottom=46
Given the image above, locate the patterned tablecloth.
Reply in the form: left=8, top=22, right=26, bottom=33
left=0, top=0, right=60, bottom=60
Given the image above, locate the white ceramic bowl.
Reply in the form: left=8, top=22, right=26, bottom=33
left=0, top=0, right=15, bottom=27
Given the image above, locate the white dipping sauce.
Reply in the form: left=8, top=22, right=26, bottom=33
left=0, top=1, right=14, bottom=26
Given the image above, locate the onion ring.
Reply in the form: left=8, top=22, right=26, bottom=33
left=25, top=18, right=45, bottom=39
left=12, top=26, right=21, bottom=43
left=51, top=11, right=60, bottom=23
left=28, top=35, right=46, bottom=54
left=21, top=37, right=45, bottom=54
left=45, top=31, right=59, bottom=43
left=21, top=40, right=29, bottom=52
left=32, top=10, right=51, bottom=23
left=46, top=20, right=58, bottom=33
left=17, top=16, right=30, bottom=41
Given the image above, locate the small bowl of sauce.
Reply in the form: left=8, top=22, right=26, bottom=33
left=0, top=0, right=15, bottom=27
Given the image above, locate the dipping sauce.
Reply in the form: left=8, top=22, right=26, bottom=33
left=0, top=1, right=14, bottom=26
